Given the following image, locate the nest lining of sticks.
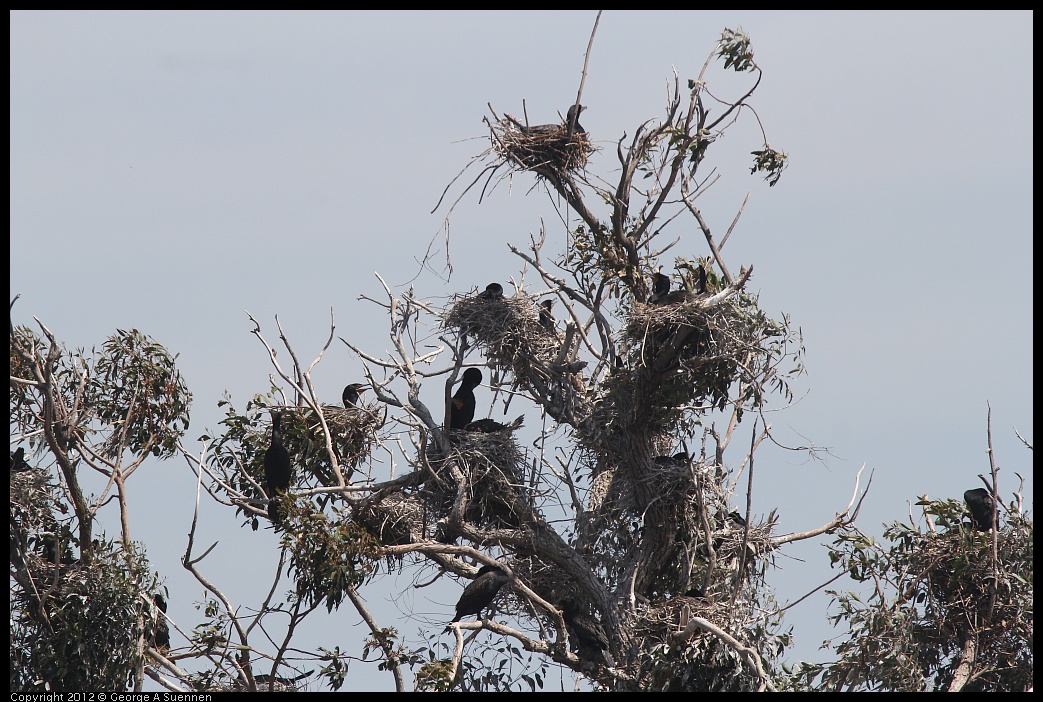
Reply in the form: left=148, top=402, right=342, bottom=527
left=442, top=293, right=592, bottom=420
left=618, top=296, right=757, bottom=415
left=489, top=112, right=595, bottom=180
left=422, top=429, right=529, bottom=532
left=271, top=403, right=383, bottom=488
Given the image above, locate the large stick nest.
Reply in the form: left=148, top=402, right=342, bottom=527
left=489, top=112, right=595, bottom=181
left=423, top=429, right=529, bottom=534
left=278, top=403, right=384, bottom=485
left=442, top=292, right=592, bottom=423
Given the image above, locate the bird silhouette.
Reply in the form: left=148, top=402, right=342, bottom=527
left=649, top=271, right=671, bottom=303
left=342, top=382, right=366, bottom=408
left=728, top=511, right=748, bottom=528
left=566, top=103, right=586, bottom=135
left=264, top=411, right=292, bottom=526
left=464, top=416, right=524, bottom=433
left=449, top=368, right=483, bottom=430
left=153, top=593, right=170, bottom=650
left=562, top=598, right=615, bottom=666
left=478, top=283, right=504, bottom=300
left=451, top=564, right=510, bottom=622
left=10, top=447, right=29, bottom=472
left=694, top=265, right=708, bottom=294
left=539, top=299, right=556, bottom=333
left=964, top=488, right=996, bottom=532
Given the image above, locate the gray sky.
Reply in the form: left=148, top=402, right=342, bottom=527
left=10, top=10, right=1032, bottom=692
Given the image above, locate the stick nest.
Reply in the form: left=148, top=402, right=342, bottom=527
left=442, top=292, right=591, bottom=422
left=490, top=113, right=595, bottom=181
left=423, top=429, right=529, bottom=534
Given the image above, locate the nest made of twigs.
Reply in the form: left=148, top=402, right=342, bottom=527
left=354, top=491, right=430, bottom=547
left=490, top=113, right=595, bottom=180
left=423, top=429, right=528, bottom=531
left=442, top=292, right=592, bottom=423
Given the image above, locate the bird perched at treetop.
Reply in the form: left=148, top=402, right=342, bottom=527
left=264, top=411, right=292, bottom=527
left=964, top=488, right=996, bottom=532
left=342, top=382, right=366, bottom=408
left=451, top=564, right=510, bottom=622
left=448, top=368, right=483, bottom=430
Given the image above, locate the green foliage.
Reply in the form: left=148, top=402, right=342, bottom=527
left=285, top=507, right=383, bottom=612
left=786, top=497, right=1033, bottom=691
left=718, top=28, right=756, bottom=72
left=89, top=329, right=192, bottom=458
left=750, top=146, right=788, bottom=187
left=415, top=635, right=549, bottom=692
left=10, top=541, right=160, bottom=692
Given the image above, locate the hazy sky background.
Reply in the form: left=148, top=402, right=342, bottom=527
left=10, top=10, right=1032, bottom=692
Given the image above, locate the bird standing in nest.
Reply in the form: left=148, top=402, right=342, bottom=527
left=964, top=488, right=996, bottom=532
left=566, top=103, right=586, bottom=135
left=342, top=382, right=366, bottom=408
left=11, top=446, right=29, bottom=472
left=264, top=411, right=292, bottom=527
left=649, top=271, right=671, bottom=304
left=478, top=282, right=504, bottom=300
left=451, top=564, right=510, bottom=622
left=539, top=299, right=556, bottom=333
left=465, top=416, right=524, bottom=433
left=448, top=367, right=483, bottom=430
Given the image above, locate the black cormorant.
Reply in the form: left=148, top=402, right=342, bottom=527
left=451, top=564, right=510, bottom=622
left=561, top=598, right=615, bottom=666
left=478, top=283, right=504, bottom=300
left=539, top=299, right=556, bottom=333
left=465, top=416, right=524, bottom=433
left=566, top=103, right=586, bottom=135
left=342, top=382, right=366, bottom=408
left=448, top=368, right=482, bottom=430
left=153, top=593, right=170, bottom=650
left=653, top=451, right=690, bottom=467
left=264, top=411, right=292, bottom=526
left=728, top=511, right=747, bottom=528
left=695, top=265, right=708, bottom=294
left=10, top=447, right=29, bottom=472
left=964, top=488, right=996, bottom=532
left=649, top=271, right=671, bottom=304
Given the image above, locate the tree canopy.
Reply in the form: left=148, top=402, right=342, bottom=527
left=9, top=22, right=1032, bottom=693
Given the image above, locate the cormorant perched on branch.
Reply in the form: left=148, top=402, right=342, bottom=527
left=653, top=451, right=690, bottom=467
left=649, top=271, right=671, bottom=304
left=566, top=103, right=586, bottom=135
left=728, top=511, right=748, bottom=528
left=478, top=282, right=504, bottom=300
left=342, top=382, right=366, bottom=408
left=448, top=368, right=482, bottom=430
left=562, top=598, right=615, bottom=666
left=964, top=488, right=996, bottom=532
left=539, top=299, right=556, bottom=333
left=264, top=411, right=292, bottom=526
left=153, top=593, right=170, bottom=650
left=451, top=564, right=509, bottom=622
left=465, top=416, right=524, bottom=433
